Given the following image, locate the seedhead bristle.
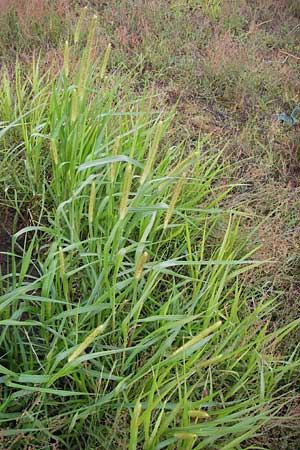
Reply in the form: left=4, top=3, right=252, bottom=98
left=119, top=163, right=132, bottom=219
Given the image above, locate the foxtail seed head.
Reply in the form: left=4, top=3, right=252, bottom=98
left=74, top=6, right=88, bottom=44
left=111, top=136, right=120, bottom=183
left=135, top=251, right=149, bottom=280
left=50, top=139, right=58, bottom=165
left=88, top=181, right=96, bottom=224
left=78, top=15, right=97, bottom=99
left=119, top=163, right=132, bottom=219
left=100, top=43, right=112, bottom=80
left=64, top=40, right=69, bottom=78
left=163, top=174, right=186, bottom=229
left=159, top=151, right=198, bottom=192
left=174, top=432, right=197, bottom=440
left=188, top=410, right=209, bottom=419
left=71, top=89, right=78, bottom=123
left=140, top=121, right=163, bottom=185
left=173, top=320, right=222, bottom=356
left=68, top=320, right=108, bottom=362
left=59, top=246, right=65, bottom=276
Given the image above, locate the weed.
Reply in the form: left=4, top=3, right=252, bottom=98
left=0, top=18, right=299, bottom=449
left=1, top=2, right=300, bottom=448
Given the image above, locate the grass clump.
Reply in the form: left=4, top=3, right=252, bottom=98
left=0, top=16, right=299, bottom=450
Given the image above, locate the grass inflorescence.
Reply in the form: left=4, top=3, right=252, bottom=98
left=0, top=8, right=299, bottom=450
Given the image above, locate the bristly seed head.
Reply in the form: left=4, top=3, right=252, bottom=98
left=163, top=173, right=186, bottom=229
left=59, top=246, right=65, bottom=275
left=64, top=40, right=69, bottom=78
left=50, top=139, right=58, bottom=165
left=88, top=181, right=96, bottom=224
left=135, top=251, right=149, bottom=280
left=140, top=120, right=163, bottom=185
left=100, top=43, right=112, bottom=80
left=119, top=163, right=132, bottom=219
left=111, top=136, right=120, bottom=183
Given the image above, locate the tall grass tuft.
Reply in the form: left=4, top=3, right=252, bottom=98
left=0, top=16, right=299, bottom=449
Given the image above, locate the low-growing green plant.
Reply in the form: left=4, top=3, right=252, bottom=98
left=0, top=15, right=299, bottom=450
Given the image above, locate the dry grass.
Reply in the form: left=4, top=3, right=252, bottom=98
left=0, top=0, right=71, bottom=61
